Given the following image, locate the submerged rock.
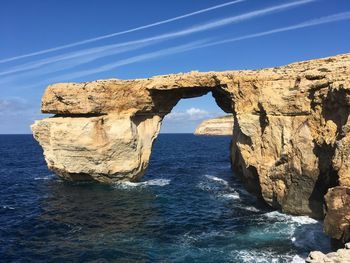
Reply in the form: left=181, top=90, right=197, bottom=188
left=194, top=115, right=234, bottom=136
left=32, top=53, right=350, bottom=223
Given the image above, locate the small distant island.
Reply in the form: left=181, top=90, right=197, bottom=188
left=194, top=115, right=233, bottom=136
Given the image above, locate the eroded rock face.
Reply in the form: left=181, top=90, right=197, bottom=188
left=194, top=115, right=234, bottom=136
left=228, top=54, right=350, bottom=218
left=32, top=53, right=350, bottom=221
left=32, top=114, right=162, bottom=182
left=324, top=186, right=350, bottom=246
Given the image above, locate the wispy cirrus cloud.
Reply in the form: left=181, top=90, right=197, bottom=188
left=22, top=10, right=350, bottom=88
left=198, top=11, right=350, bottom=48
left=0, top=0, right=316, bottom=81
left=20, top=40, right=211, bottom=89
left=0, top=0, right=246, bottom=64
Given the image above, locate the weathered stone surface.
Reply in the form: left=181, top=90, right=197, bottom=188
left=194, top=115, right=234, bottom=136
left=307, top=242, right=350, bottom=262
left=32, top=114, right=161, bottom=182
left=324, top=186, right=350, bottom=246
left=32, top=53, right=350, bottom=221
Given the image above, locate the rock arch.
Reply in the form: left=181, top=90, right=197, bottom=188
left=33, top=53, right=350, bottom=234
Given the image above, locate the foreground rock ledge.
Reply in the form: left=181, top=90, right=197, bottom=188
left=33, top=53, right=350, bottom=226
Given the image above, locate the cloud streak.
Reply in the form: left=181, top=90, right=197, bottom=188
left=19, top=10, right=350, bottom=91
left=198, top=11, right=350, bottom=48
left=21, top=40, right=212, bottom=87
left=48, top=10, right=350, bottom=81
left=0, top=0, right=315, bottom=79
left=0, top=0, right=246, bottom=64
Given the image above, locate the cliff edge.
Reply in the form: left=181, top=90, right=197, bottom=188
left=194, top=115, right=234, bottom=136
left=32, top=53, right=350, bottom=247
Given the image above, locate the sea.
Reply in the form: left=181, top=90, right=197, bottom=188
left=0, top=134, right=331, bottom=262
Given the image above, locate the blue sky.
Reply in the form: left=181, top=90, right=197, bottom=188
left=0, top=0, right=350, bottom=133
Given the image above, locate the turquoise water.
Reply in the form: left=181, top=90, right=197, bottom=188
left=0, top=134, right=330, bottom=262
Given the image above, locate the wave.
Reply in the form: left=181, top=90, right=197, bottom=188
left=34, top=174, right=54, bottom=180
left=219, top=192, right=241, bottom=200
left=264, top=211, right=318, bottom=225
left=234, top=249, right=305, bottom=263
left=204, top=174, right=229, bottom=186
left=291, top=255, right=306, bottom=263
left=263, top=211, right=330, bottom=255
left=239, top=205, right=261, bottom=212
left=113, top=178, right=170, bottom=189
left=2, top=205, right=15, bottom=210
left=200, top=174, right=257, bottom=203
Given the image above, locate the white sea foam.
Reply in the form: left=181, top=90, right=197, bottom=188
left=219, top=192, right=241, bottom=200
left=235, top=249, right=304, bottom=263
left=291, top=255, right=306, bottom=263
left=264, top=211, right=318, bottom=225
left=204, top=175, right=229, bottom=186
left=263, top=210, right=330, bottom=254
left=113, top=178, right=170, bottom=189
left=34, top=174, right=54, bottom=180
left=199, top=175, right=261, bottom=207
left=235, top=249, right=282, bottom=262
left=2, top=205, right=15, bottom=210
left=180, top=230, right=225, bottom=245
left=239, top=205, right=261, bottom=212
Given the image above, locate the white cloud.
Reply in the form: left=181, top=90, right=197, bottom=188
left=9, top=9, right=350, bottom=92
left=198, top=11, right=350, bottom=48
left=0, top=97, right=41, bottom=117
left=0, top=98, right=29, bottom=112
left=165, top=107, right=220, bottom=121
left=0, top=0, right=246, bottom=64
left=18, top=40, right=210, bottom=89
left=0, top=0, right=315, bottom=80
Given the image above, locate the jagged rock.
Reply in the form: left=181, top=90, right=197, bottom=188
left=324, top=186, right=350, bottom=246
left=306, top=242, right=350, bottom=262
left=194, top=115, right=234, bottom=136
left=32, top=53, right=350, bottom=221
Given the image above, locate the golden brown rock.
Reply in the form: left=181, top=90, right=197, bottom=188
left=307, top=243, right=350, bottom=263
left=324, top=187, right=350, bottom=246
left=32, top=53, right=350, bottom=220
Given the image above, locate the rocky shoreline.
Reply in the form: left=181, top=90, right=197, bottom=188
left=307, top=243, right=350, bottom=262
left=32, top=53, right=350, bottom=254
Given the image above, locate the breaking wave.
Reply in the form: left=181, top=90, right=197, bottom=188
left=34, top=174, right=55, bottom=180
left=2, top=205, right=15, bottom=210
left=113, top=178, right=171, bottom=189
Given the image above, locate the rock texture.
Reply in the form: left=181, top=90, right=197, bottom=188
left=32, top=53, right=350, bottom=225
left=194, top=115, right=234, bottom=136
left=307, top=243, right=350, bottom=263
left=324, top=186, right=350, bottom=247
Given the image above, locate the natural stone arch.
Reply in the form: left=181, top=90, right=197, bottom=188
left=32, top=74, right=232, bottom=183
left=32, top=53, right=350, bottom=228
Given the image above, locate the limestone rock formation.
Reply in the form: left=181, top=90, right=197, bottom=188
left=32, top=53, right=350, bottom=225
left=307, top=242, right=350, bottom=263
left=324, top=186, right=350, bottom=246
left=194, top=115, right=234, bottom=136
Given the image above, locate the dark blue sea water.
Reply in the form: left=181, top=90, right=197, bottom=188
left=0, top=134, right=330, bottom=262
